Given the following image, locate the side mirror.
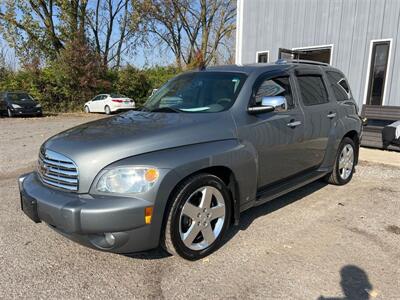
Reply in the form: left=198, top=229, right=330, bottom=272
left=248, top=96, right=287, bottom=114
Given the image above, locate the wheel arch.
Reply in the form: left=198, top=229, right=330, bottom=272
left=342, top=130, right=360, bottom=164
left=164, top=165, right=241, bottom=227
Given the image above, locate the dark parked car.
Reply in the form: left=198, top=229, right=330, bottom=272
left=0, top=91, right=42, bottom=117
left=19, top=61, right=362, bottom=260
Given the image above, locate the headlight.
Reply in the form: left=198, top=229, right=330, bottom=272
left=36, top=103, right=41, bottom=108
left=96, top=167, right=159, bottom=194
left=11, top=104, right=21, bottom=109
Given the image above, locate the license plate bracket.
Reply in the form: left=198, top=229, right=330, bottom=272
left=20, top=193, right=41, bottom=223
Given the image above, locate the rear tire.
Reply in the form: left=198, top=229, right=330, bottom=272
left=104, top=105, right=111, bottom=115
left=161, top=174, right=232, bottom=260
left=325, top=137, right=356, bottom=185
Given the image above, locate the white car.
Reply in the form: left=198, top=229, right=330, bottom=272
left=84, top=93, right=135, bottom=114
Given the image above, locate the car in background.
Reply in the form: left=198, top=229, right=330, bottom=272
left=0, top=91, right=43, bottom=117
left=84, top=93, right=135, bottom=115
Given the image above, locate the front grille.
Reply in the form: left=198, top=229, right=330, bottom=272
left=38, top=148, right=79, bottom=191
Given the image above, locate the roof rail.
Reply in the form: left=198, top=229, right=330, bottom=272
left=275, top=59, right=329, bottom=66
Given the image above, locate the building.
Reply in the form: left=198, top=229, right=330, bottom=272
left=235, top=0, right=400, bottom=109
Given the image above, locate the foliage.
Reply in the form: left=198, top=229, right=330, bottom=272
left=0, top=61, right=180, bottom=112
left=0, top=0, right=234, bottom=112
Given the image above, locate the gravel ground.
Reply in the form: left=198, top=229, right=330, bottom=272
left=0, top=114, right=399, bottom=299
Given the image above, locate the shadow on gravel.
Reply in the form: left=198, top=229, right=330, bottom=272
left=123, top=180, right=329, bottom=261
left=318, top=265, right=374, bottom=300
left=124, top=247, right=170, bottom=260
left=227, top=180, right=328, bottom=236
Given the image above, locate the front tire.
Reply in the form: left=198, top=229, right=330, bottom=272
left=7, top=108, right=14, bottom=118
left=162, top=174, right=232, bottom=260
left=325, top=137, right=356, bottom=185
left=84, top=106, right=90, bottom=113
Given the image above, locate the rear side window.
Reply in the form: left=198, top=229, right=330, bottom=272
left=326, top=71, right=351, bottom=101
left=296, top=75, right=329, bottom=106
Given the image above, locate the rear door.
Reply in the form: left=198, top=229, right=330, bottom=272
left=294, top=68, right=337, bottom=168
left=98, top=94, right=108, bottom=112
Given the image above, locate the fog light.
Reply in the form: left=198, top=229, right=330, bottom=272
left=105, top=233, right=116, bottom=246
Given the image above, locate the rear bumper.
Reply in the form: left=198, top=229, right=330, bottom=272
left=111, top=107, right=134, bottom=113
left=19, top=172, right=158, bottom=253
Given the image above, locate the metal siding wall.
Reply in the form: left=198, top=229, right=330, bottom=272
left=383, top=0, right=400, bottom=106
left=347, top=0, right=371, bottom=105
left=240, top=0, right=400, bottom=107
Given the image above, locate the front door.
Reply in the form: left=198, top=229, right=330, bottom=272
left=238, top=73, right=308, bottom=188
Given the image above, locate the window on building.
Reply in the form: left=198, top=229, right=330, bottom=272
left=326, top=71, right=351, bottom=101
left=279, top=47, right=332, bottom=64
left=366, top=40, right=391, bottom=106
left=254, top=76, right=294, bottom=108
left=296, top=75, right=329, bottom=106
left=257, top=51, right=269, bottom=63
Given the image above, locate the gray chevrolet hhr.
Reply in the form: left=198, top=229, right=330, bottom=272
left=19, top=60, right=362, bottom=260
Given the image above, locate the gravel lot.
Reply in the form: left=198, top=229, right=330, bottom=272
left=0, top=114, right=399, bottom=299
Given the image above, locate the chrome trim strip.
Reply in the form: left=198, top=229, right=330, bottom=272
left=46, top=166, right=78, bottom=177
left=42, top=178, right=78, bottom=191
left=42, top=173, right=78, bottom=184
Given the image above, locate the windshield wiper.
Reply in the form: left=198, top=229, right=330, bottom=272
left=149, top=107, right=181, bottom=113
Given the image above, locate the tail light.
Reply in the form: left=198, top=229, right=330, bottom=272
left=112, top=99, right=123, bottom=103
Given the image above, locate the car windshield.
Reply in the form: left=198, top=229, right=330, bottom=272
left=7, top=93, right=33, bottom=102
left=110, top=93, right=127, bottom=98
left=143, top=72, right=247, bottom=113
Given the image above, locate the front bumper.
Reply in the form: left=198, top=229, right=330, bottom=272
left=19, top=172, right=159, bottom=253
left=12, top=107, right=42, bottom=116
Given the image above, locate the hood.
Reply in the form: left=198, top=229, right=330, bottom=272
left=8, top=99, right=37, bottom=108
left=43, top=110, right=237, bottom=192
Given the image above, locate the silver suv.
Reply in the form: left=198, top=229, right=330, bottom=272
left=19, top=61, right=362, bottom=260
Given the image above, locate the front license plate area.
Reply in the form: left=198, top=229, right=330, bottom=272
left=20, top=193, right=41, bottom=223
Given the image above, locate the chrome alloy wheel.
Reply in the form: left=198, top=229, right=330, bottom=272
left=179, top=186, right=226, bottom=251
left=338, top=144, right=354, bottom=180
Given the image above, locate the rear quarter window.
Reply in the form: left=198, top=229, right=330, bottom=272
left=326, top=71, right=351, bottom=101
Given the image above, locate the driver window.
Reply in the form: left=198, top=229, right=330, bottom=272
left=254, top=76, right=294, bottom=109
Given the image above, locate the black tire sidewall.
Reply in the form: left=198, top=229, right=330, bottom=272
left=334, top=137, right=356, bottom=185
left=85, top=106, right=90, bottom=113
left=169, top=175, right=232, bottom=260
left=7, top=108, right=13, bottom=117
left=105, top=106, right=111, bottom=114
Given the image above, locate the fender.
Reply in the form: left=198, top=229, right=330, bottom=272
left=102, top=139, right=258, bottom=245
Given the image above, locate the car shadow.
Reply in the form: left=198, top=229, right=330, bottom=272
left=123, top=247, right=171, bottom=260
left=318, top=265, right=373, bottom=300
left=124, top=180, right=329, bottom=261
left=225, top=180, right=328, bottom=240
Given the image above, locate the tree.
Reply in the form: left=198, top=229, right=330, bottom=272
left=87, top=0, right=140, bottom=68
left=0, top=0, right=139, bottom=67
left=134, top=0, right=236, bottom=68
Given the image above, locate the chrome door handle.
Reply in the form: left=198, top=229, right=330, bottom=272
left=327, top=112, right=337, bottom=119
left=287, top=120, right=302, bottom=127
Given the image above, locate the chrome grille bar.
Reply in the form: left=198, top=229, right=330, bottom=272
left=38, top=148, right=79, bottom=192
